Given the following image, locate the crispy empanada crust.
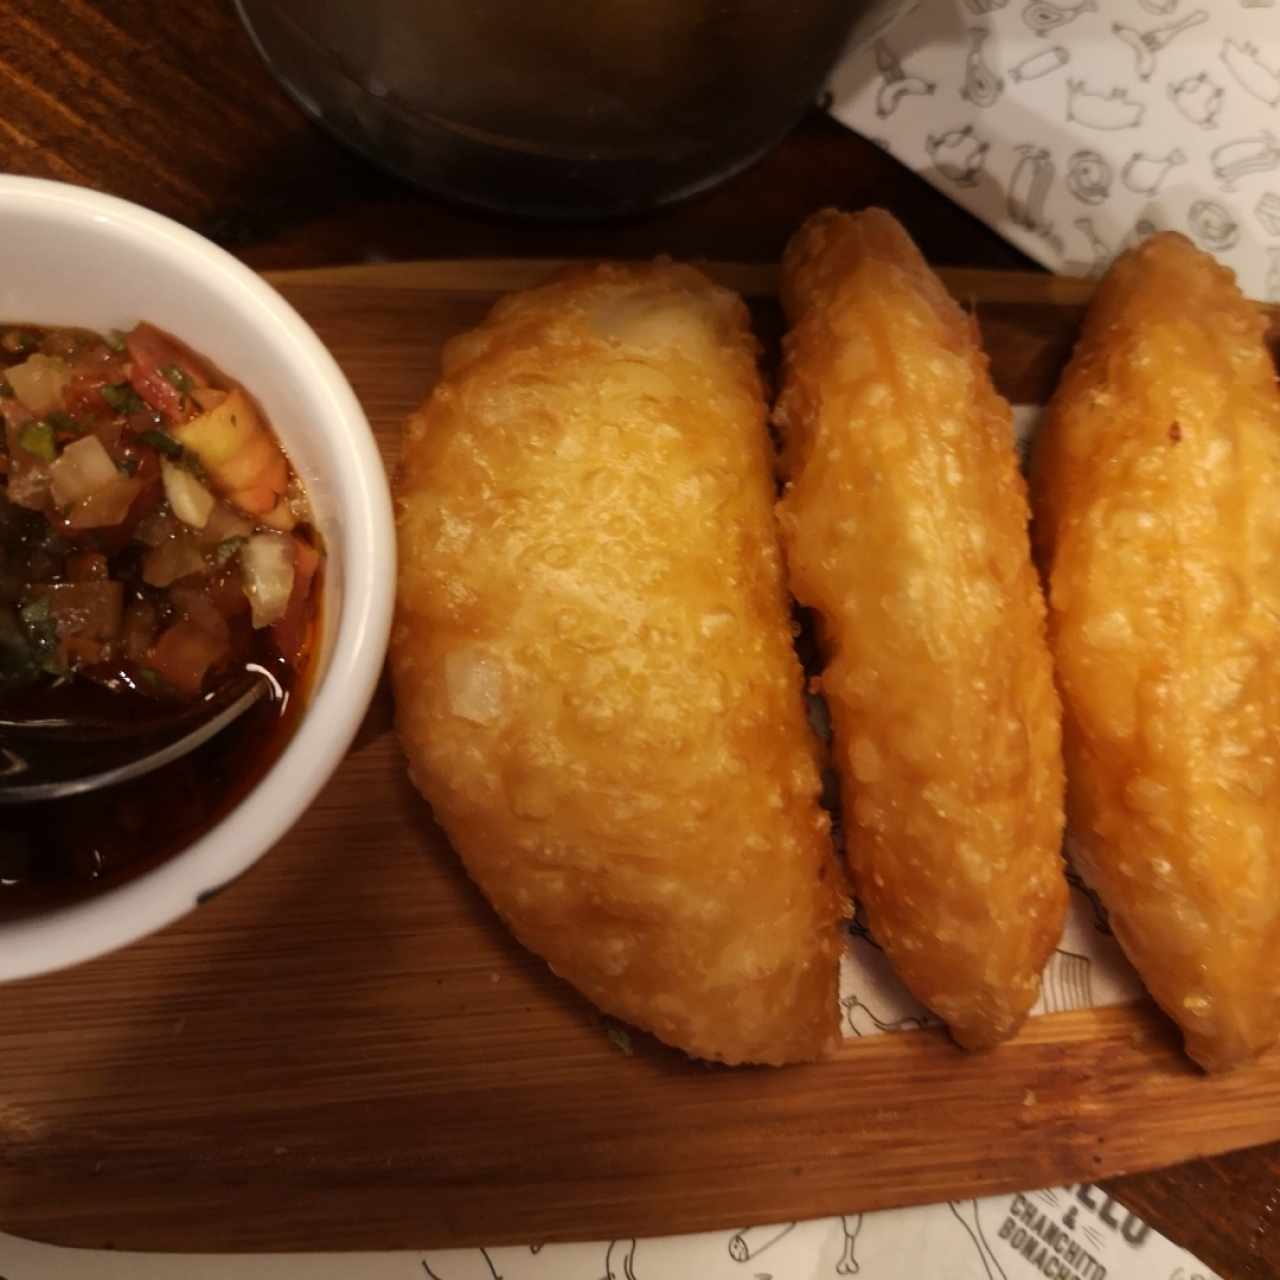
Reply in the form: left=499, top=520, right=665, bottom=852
left=776, top=209, right=1067, bottom=1049
left=392, top=261, right=846, bottom=1065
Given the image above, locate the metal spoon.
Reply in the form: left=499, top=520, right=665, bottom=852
left=0, top=666, right=277, bottom=804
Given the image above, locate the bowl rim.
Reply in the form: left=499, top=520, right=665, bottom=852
left=0, top=176, right=395, bottom=982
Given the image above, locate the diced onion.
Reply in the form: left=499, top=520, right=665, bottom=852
left=7, top=354, right=70, bottom=414
left=285, top=478, right=314, bottom=525
left=50, top=435, right=120, bottom=506
left=444, top=650, right=505, bottom=725
left=161, top=458, right=216, bottom=529
left=240, top=532, right=295, bottom=628
left=66, top=476, right=143, bottom=530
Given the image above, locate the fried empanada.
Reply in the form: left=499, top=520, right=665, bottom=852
left=391, top=261, right=846, bottom=1065
left=1032, top=232, right=1280, bottom=1071
left=774, top=208, right=1067, bottom=1049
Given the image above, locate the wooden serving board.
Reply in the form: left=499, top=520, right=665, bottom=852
left=4, top=261, right=1280, bottom=1254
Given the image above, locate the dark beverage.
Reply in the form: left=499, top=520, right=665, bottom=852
left=236, top=0, right=895, bottom=217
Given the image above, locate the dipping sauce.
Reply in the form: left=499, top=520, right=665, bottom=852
left=0, top=322, right=322, bottom=916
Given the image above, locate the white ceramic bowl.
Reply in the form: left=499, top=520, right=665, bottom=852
left=0, top=176, right=394, bottom=981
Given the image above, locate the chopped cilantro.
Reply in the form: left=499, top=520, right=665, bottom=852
left=161, top=365, right=192, bottom=393
left=0, top=605, right=38, bottom=691
left=46, top=410, right=82, bottom=436
left=16, top=420, right=55, bottom=461
left=20, top=596, right=50, bottom=627
left=18, top=595, right=60, bottom=673
left=101, top=382, right=145, bottom=414
left=139, top=429, right=184, bottom=459
left=136, top=667, right=169, bottom=693
left=104, top=330, right=127, bottom=353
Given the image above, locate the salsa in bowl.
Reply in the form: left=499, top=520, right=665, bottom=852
left=1, top=319, right=323, bottom=913
left=0, top=177, right=393, bottom=980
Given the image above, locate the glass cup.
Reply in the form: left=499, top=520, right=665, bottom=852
left=236, top=0, right=901, bottom=219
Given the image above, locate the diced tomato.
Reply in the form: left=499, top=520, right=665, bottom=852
left=270, top=536, right=321, bottom=669
left=1, top=397, right=32, bottom=433
left=31, top=581, right=124, bottom=668
left=64, top=349, right=130, bottom=420
left=146, top=619, right=229, bottom=699
left=169, top=584, right=231, bottom=647
left=125, top=323, right=208, bottom=425
left=62, top=635, right=104, bottom=667
left=67, top=551, right=109, bottom=582
left=123, top=472, right=163, bottom=525
left=122, top=597, right=158, bottom=663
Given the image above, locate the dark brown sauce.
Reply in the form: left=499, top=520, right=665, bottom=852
left=0, top=641, right=315, bottom=920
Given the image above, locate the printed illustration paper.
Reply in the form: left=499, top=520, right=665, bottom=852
left=826, top=0, right=1280, bottom=300
left=0, top=1184, right=1220, bottom=1279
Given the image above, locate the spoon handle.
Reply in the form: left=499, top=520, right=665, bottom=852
left=0, top=673, right=271, bottom=805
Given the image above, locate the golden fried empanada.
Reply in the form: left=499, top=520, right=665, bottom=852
left=775, top=208, right=1067, bottom=1049
left=392, top=261, right=846, bottom=1065
left=1032, top=232, right=1280, bottom=1071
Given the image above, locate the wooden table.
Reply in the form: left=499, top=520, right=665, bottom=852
left=1, top=4, right=1276, bottom=1277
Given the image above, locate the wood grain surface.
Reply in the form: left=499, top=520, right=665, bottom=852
left=1, top=3, right=1279, bottom=1275
left=0, top=262, right=1276, bottom=1275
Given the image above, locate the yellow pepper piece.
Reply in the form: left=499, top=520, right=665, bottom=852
left=171, top=387, right=288, bottom=516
